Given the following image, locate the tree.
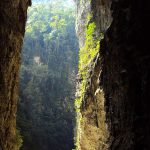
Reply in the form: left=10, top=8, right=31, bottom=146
left=17, top=1, right=78, bottom=150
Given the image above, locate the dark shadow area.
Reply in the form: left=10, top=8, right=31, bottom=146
left=100, top=0, right=150, bottom=149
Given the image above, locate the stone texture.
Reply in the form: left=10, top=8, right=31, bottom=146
left=0, top=0, right=150, bottom=149
left=101, top=0, right=150, bottom=149
left=75, top=0, right=112, bottom=149
left=79, top=53, right=109, bottom=150
left=76, top=0, right=111, bottom=47
left=0, top=0, right=30, bottom=149
left=75, top=0, right=91, bottom=48
left=76, top=0, right=150, bottom=149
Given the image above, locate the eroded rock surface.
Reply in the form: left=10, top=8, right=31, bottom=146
left=75, top=0, right=111, bottom=149
left=0, top=0, right=30, bottom=149
left=76, top=0, right=150, bottom=149
left=0, top=0, right=150, bottom=149
left=101, top=0, right=150, bottom=149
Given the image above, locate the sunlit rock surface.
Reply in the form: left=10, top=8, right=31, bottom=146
left=75, top=0, right=150, bottom=149
left=75, top=0, right=111, bottom=149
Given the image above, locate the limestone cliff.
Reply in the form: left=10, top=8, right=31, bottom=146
left=0, top=0, right=150, bottom=149
left=75, top=0, right=111, bottom=149
left=0, top=0, right=30, bottom=149
left=76, top=0, right=150, bottom=150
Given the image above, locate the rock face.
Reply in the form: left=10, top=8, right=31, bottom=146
left=77, top=53, right=110, bottom=150
left=101, top=0, right=150, bottom=149
left=0, top=0, right=150, bottom=149
left=0, top=0, right=30, bottom=149
left=76, top=0, right=111, bottom=47
left=76, top=0, right=150, bottom=149
left=75, top=0, right=112, bottom=149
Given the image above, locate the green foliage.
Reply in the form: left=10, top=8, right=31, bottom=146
left=79, top=22, right=99, bottom=70
left=16, top=130, right=23, bottom=150
left=17, top=1, right=78, bottom=150
left=75, top=17, right=100, bottom=110
left=75, top=13, right=100, bottom=149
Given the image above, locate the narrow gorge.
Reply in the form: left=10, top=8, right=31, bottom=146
left=0, top=0, right=150, bottom=150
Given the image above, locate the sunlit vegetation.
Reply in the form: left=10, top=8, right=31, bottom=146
left=17, top=0, right=78, bottom=150
left=75, top=14, right=100, bottom=108
left=75, top=13, right=100, bottom=149
left=16, top=130, right=23, bottom=150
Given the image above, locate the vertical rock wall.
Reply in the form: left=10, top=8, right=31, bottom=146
left=76, top=0, right=150, bottom=149
left=75, top=0, right=111, bottom=149
left=0, top=0, right=30, bottom=149
left=101, top=0, right=150, bottom=149
left=0, top=0, right=150, bottom=149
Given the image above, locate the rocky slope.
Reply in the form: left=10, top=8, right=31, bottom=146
left=76, top=0, right=150, bottom=149
left=0, top=0, right=30, bottom=149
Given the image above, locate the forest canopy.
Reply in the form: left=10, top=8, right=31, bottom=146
left=17, top=0, right=78, bottom=150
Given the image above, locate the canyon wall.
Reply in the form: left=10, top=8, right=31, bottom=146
left=101, top=0, right=150, bottom=149
left=75, top=0, right=112, bottom=149
left=76, top=0, right=150, bottom=150
left=0, top=0, right=150, bottom=150
left=0, top=0, right=30, bottom=149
